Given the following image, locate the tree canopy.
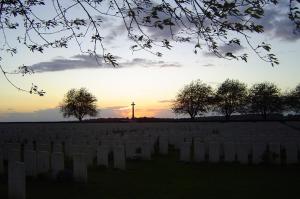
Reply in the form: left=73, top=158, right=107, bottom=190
left=286, top=83, right=300, bottom=114
left=172, top=79, right=300, bottom=120
left=215, top=79, right=248, bottom=120
left=172, top=80, right=213, bottom=119
left=248, top=82, right=282, bottom=120
left=1, top=0, right=299, bottom=94
left=59, top=88, right=98, bottom=121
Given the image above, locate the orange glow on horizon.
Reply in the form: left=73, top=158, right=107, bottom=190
left=113, top=106, right=170, bottom=118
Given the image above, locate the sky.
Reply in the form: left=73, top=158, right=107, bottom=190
left=0, top=1, right=300, bottom=122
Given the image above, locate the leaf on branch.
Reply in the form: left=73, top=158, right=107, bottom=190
left=225, top=52, right=237, bottom=59
left=104, top=53, right=118, bottom=67
left=91, top=34, right=103, bottom=41
left=244, top=7, right=264, bottom=18
left=259, top=42, right=271, bottom=52
left=162, top=39, right=172, bottom=49
left=30, top=84, right=45, bottom=96
left=72, top=18, right=86, bottom=26
left=28, top=45, right=44, bottom=53
left=163, top=18, right=175, bottom=26
left=240, top=54, right=248, bottom=62
left=18, top=65, right=34, bottom=76
left=156, top=52, right=162, bottom=57
left=229, top=38, right=240, bottom=45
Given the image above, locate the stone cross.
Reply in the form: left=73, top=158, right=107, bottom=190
left=131, top=102, right=135, bottom=119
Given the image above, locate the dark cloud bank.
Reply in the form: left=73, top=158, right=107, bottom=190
left=31, top=55, right=181, bottom=73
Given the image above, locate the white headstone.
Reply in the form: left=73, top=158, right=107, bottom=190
left=180, top=142, right=191, bottom=162
left=141, top=142, right=152, bottom=160
left=24, top=143, right=34, bottom=151
left=194, top=141, right=205, bottom=162
left=51, top=152, right=64, bottom=178
left=73, top=153, right=87, bottom=183
left=269, top=142, right=281, bottom=164
left=113, top=145, right=126, bottom=170
left=85, top=146, right=95, bottom=166
left=97, top=146, right=109, bottom=167
left=37, top=144, right=50, bottom=152
left=125, top=141, right=137, bottom=159
left=8, top=149, right=21, bottom=167
left=252, top=143, right=266, bottom=164
left=37, top=151, right=50, bottom=174
left=72, top=145, right=85, bottom=157
left=284, top=142, right=298, bottom=164
left=159, top=136, right=168, bottom=155
left=53, top=143, right=63, bottom=153
left=236, top=142, right=250, bottom=164
left=224, top=141, right=235, bottom=162
left=209, top=141, right=220, bottom=163
left=24, top=150, right=37, bottom=177
left=8, top=161, right=26, bottom=199
left=64, top=140, right=73, bottom=157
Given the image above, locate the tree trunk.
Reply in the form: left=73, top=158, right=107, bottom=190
left=189, top=113, right=195, bottom=120
left=263, top=109, right=267, bottom=120
left=263, top=112, right=267, bottom=121
left=225, top=113, right=230, bottom=121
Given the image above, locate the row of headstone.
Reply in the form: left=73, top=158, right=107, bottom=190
left=96, top=145, right=126, bottom=170
left=5, top=151, right=87, bottom=199
left=1, top=122, right=300, bottom=168
left=185, top=140, right=299, bottom=164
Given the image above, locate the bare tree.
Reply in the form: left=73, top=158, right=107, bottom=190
left=60, top=88, right=98, bottom=121
left=1, top=0, right=299, bottom=94
left=172, top=80, right=213, bottom=119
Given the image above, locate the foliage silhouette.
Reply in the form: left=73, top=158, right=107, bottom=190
left=248, top=82, right=282, bottom=120
left=285, top=83, right=300, bottom=114
left=172, top=80, right=213, bottom=119
left=215, top=79, right=248, bottom=120
left=60, top=88, right=98, bottom=121
left=1, top=0, right=300, bottom=94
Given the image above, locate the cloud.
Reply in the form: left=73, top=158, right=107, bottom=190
left=31, top=55, right=181, bottom=73
left=158, top=100, right=174, bottom=103
left=120, top=58, right=181, bottom=68
left=104, top=24, right=127, bottom=43
left=31, top=54, right=111, bottom=72
left=204, top=43, right=245, bottom=57
left=102, top=106, right=129, bottom=110
left=258, top=6, right=300, bottom=41
left=98, top=16, right=127, bottom=44
left=99, top=106, right=128, bottom=118
left=0, top=108, right=70, bottom=122
left=202, top=63, right=215, bottom=67
left=203, top=43, right=245, bottom=57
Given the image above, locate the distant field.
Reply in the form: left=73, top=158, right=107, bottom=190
left=1, top=149, right=300, bottom=199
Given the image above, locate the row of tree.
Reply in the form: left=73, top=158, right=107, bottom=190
left=172, top=79, right=300, bottom=120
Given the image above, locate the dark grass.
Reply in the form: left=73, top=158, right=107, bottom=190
left=1, top=150, right=300, bottom=199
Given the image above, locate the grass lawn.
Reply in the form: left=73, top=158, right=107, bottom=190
left=1, top=149, right=300, bottom=199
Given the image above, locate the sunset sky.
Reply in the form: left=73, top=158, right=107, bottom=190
left=0, top=1, right=300, bottom=122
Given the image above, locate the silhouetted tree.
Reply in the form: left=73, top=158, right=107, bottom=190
left=60, top=88, right=98, bottom=121
left=172, top=80, right=213, bottom=119
left=248, top=82, right=282, bottom=120
left=285, top=83, right=300, bottom=114
left=215, top=79, right=248, bottom=120
left=3, top=0, right=300, bottom=94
